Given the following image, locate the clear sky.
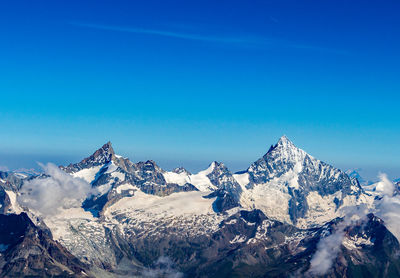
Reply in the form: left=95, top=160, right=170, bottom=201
left=0, top=0, right=399, bottom=180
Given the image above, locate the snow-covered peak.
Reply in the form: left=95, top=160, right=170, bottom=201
left=186, top=163, right=218, bottom=192
left=264, top=135, right=307, bottom=163
left=163, top=162, right=233, bottom=192
left=246, top=136, right=309, bottom=186
left=194, top=162, right=223, bottom=179
left=276, top=135, right=293, bottom=147
left=163, top=162, right=227, bottom=192
left=238, top=136, right=366, bottom=227
left=63, top=142, right=117, bottom=174
left=63, top=141, right=137, bottom=176
left=204, top=161, right=217, bottom=175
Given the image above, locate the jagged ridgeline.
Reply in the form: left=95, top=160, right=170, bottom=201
left=1, top=136, right=400, bottom=277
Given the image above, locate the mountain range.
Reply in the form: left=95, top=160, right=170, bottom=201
left=0, top=136, right=399, bottom=277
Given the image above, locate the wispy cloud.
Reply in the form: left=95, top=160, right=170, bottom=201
left=70, top=22, right=348, bottom=55
left=308, top=205, right=369, bottom=276
left=70, top=22, right=255, bottom=44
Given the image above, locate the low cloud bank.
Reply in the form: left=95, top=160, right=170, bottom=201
left=18, top=163, right=96, bottom=217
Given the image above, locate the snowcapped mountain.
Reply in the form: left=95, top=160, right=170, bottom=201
left=62, top=142, right=197, bottom=216
left=57, top=137, right=374, bottom=229
left=63, top=136, right=372, bottom=228
left=236, top=136, right=371, bottom=228
left=0, top=136, right=399, bottom=277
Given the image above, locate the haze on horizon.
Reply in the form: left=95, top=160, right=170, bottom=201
left=0, top=0, right=399, bottom=181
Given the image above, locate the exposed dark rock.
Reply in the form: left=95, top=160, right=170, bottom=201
left=173, top=167, right=191, bottom=175
left=204, top=189, right=240, bottom=213
left=0, top=171, right=25, bottom=192
left=0, top=187, right=11, bottom=214
left=206, top=162, right=242, bottom=201
left=111, top=210, right=400, bottom=278
left=0, top=213, right=92, bottom=277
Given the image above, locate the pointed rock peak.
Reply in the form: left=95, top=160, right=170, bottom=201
left=276, top=135, right=295, bottom=147
left=213, top=161, right=228, bottom=169
left=173, top=167, right=191, bottom=175
left=79, top=141, right=116, bottom=166
left=262, top=135, right=307, bottom=163
left=93, top=141, right=115, bottom=157
left=266, top=135, right=299, bottom=153
left=201, top=161, right=219, bottom=175
left=100, top=141, right=114, bottom=154
left=144, top=160, right=157, bottom=166
left=137, top=160, right=163, bottom=172
left=62, top=141, right=125, bottom=173
left=210, top=161, right=226, bottom=170
left=204, top=161, right=231, bottom=176
left=395, top=180, right=400, bottom=191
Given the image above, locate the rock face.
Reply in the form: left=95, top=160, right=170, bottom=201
left=206, top=162, right=242, bottom=201
left=0, top=171, right=25, bottom=192
left=0, top=171, right=32, bottom=214
left=0, top=187, right=11, bottom=214
left=0, top=213, right=90, bottom=278
left=173, top=167, right=191, bottom=175
left=237, top=136, right=368, bottom=227
left=99, top=204, right=400, bottom=278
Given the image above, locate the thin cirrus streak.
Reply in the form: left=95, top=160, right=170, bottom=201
left=69, top=22, right=349, bottom=54
left=70, top=22, right=254, bottom=44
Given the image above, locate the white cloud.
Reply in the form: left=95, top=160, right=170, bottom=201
left=309, top=227, right=345, bottom=276
left=308, top=205, right=368, bottom=276
left=374, top=173, right=400, bottom=241
left=142, top=256, right=183, bottom=278
left=18, top=163, right=97, bottom=217
left=375, top=173, right=395, bottom=196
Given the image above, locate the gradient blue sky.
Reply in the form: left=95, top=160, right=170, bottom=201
left=1, top=0, right=399, bottom=179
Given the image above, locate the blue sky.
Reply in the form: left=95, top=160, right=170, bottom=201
left=0, top=0, right=399, bottom=179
